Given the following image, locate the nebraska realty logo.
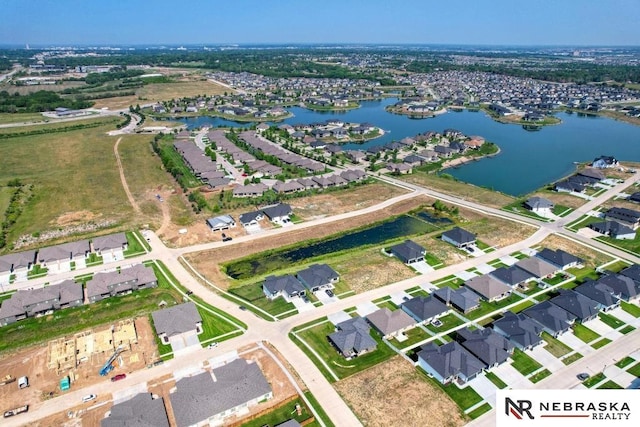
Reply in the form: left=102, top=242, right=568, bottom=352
left=496, top=390, right=636, bottom=426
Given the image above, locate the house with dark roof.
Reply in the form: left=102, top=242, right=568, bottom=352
left=554, top=179, right=585, bottom=194
left=206, top=215, right=236, bottom=232
left=589, top=221, right=636, bottom=240
left=401, top=296, right=450, bottom=324
left=239, top=210, right=264, bottom=227
left=535, top=248, right=583, bottom=270
left=441, top=227, right=476, bottom=249
left=0, top=250, right=36, bottom=282
left=389, top=240, right=426, bottom=264
left=86, top=264, right=157, bottom=303
left=366, top=307, right=416, bottom=339
left=151, top=302, right=203, bottom=345
left=432, top=287, right=480, bottom=314
left=417, top=342, right=485, bottom=384
left=170, top=358, right=273, bottom=427
left=490, top=266, right=534, bottom=289
left=92, top=233, right=128, bottom=263
left=463, top=275, right=512, bottom=302
left=550, top=289, right=599, bottom=323
left=523, top=301, right=576, bottom=337
left=37, top=240, right=91, bottom=273
left=328, top=316, right=377, bottom=359
left=597, top=273, right=639, bottom=302
left=592, top=155, right=619, bottom=169
left=261, top=203, right=293, bottom=224
left=605, top=207, right=640, bottom=230
left=456, top=327, right=514, bottom=368
left=492, top=311, right=544, bottom=351
left=515, top=257, right=559, bottom=279
left=524, top=197, right=554, bottom=215
left=296, top=264, right=339, bottom=292
left=574, top=280, right=620, bottom=312
left=620, top=264, right=640, bottom=285
left=629, top=192, right=640, bottom=204
left=101, top=393, right=170, bottom=427
left=263, top=275, right=305, bottom=301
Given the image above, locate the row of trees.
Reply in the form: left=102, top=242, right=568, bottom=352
left=0, top=90, right=93, bottom=113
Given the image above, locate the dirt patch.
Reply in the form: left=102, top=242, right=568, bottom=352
left=528, top=191, right=587, bottom=210
left=55, top=210, right=102, bottom=227
left=336, top=249, right=418, bottom=294
left=538, top=234, right=614, bottom=269
left=335, top=356, right=467, bottom=427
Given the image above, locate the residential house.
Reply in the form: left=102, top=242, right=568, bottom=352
left=387, top=163, right=413, bottom=174
left=151, top=302, right=203, bottom=345
left=604, top=207, right=640, bottom=230
left=554, top=179, right=585, bottom=194
left=574, top=280, right=620, bottom=312
left=344, top=150, right=366, bottom=163
left=0, top=250, right=36, bottom=282
left=490, top=266, right=534, bottom=289
left=262, top=203, right=293, bottom=224
left=366, top=307, right=416, bottom=339
left=272, top=180, right=305, bottom=194
left=589, top=221, right=636, bottom=240
left=591, top=155, right=619, bottom=169
left=401, top=296, right=450, bottom=325
left=463, top=275, right=512, bottom=302
left=492, top=311, right=544, bottom=351
left=535, top=248, right=583, bottom=271
left=0, top=280, right=83, bottom=326
left=628, top=192, right=640, bottom=204
left=101, top=393, right=170, bottom=427
left=523, top=301, right=576, bottom=337
left=389, top=240, right=426, bottom=264
left=597, top=274, right=639, bottom=302
left=524, top=197, right=554, bottom=216
left=86, top=264, right=157, bottom=303
left=417, top=342, right=485, bottom=385
left=170, top=358, right=273, bottom=427
left=441, top=227, right=476, bottom=249
left=340, top=169, right=367, bottom=183
left=206, top=215, right=236, bottom=232
left=263, top=275, right=305, bottom=301
left=620, top=264, right=640, bottom=285
left=550, top=289, right=599, bottom=323
left=296, top=264, right=339, bottom=293
left=92, top=233, right=128, bottom=263
left=239, top=211, right=264, bottom=228
left=515, top=257, right=559, bottom=280
left=456, top=327, right=514, bottom=368
left=328, top=317, right=377, bottom=359
left=233, top=183, right=268, bottom=198
left=37, top=240, right=91, bottom=273
left=432, top=287, right=480, bottom=314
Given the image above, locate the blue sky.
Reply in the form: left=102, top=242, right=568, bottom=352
left=1, top=0, right=639, bottom=46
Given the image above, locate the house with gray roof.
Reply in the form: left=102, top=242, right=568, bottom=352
left=239, top=210, right=264, bottom=227
left=441, top=227, right=476, bottom=249
left=86, top=264, right=157, bottom=303
left=432, top=287, right=480, bottom=314
left=263, top=275, right=305, bottom=301
left=328, top=316, right=377, bottom=359
left=206, top=215, right=236, bottom=232
left=37, top=240, right=91, bottom=273
left=492, top=311, right=544, bottom=351
left=515, top=256, right=559, bottom=279
left=0, top=279, right=83, bottom=326
left=390, top=240, right=426, bottom=264
left=401, top=296, right=450, bottom=324
left=524, top=197, right=554, bottom=215
left=597, top=274, right=639, bottom=302
left=276, top=420, right=302, bottom=427
left=296, top=264, right=339, bottom=292
left=0, top=250, right=36, bottom=282
left=417, top=341, right=485, bottom=384
left=101, top=393, right=170, bottom=427
left=620, top=264, right=640, bottom=285
left=523, top=301, right=576, bottom=337
left=456, top=327, right=514, bottom=368
left=152, top=302, right=203, bottom=345
left=463, top=275, right=512, bottom=302
left=262, top=203, right=292, bottom=224
left=550, top=289, right=599, bottom=322
left=605, top=207, right=640, bottom=230
left=589, top=221, right=636, bottom=240
left=490, top=266, right=534, bottom=289
left=575, top=280, right=620, bottom=312
left=366, top=307, right=416, bottom=339
left=535, top=248, right=583, bottom=270
left=91, top=233, right=128, bottom=263
left=170, top=358, right=273, bottom=427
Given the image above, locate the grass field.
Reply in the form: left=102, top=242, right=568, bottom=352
left=572, top=323, right=600, bottom=343
left=241, top=397, right=317, bottom=427
left=562, top=353, right=583, bottom=365
left=530, top=369, right=552, bottom=383
left=615, top=356, right=635, bottom=369
left=620, top=325, right=636, bottom=334
left=0, top=115, right=114, bottom=135
left=511, top=349, right=543, bottom=376
left=542, top=332, right=573, bottom=357
left=591, top=338, right=611, bottom=349
left=621, top=301, right=640, bottom=317
left=0, top=112, right=47, bottom=125
left=583, top=372, right=605, bottom=388
left=627, top=362, right=640, bottom=377
left=597, top=380, right=623, bottom=389
left=485, top=371, right=508, bottom=389
left=598, top=312, right=626, bottom=329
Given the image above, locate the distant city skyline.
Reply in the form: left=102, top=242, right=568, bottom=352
left=1, top=0, right=639, bottom=47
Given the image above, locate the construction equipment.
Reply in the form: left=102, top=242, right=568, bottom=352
left=99, top=346, right=124, bottom=376
left=60, top=376, right=70, bottom=391
left=4, top=405, right=29, bottom=418
left=0, top=375, right=15, bottom=386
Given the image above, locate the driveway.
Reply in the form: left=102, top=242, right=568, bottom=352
left=557, top=332, right=592, bottom=352
left=419, top=282, right=437, bottom=293
left=291, top=297, right=314, bottom=313
left=475, top=263, right=496, bottom=274
left=390, top=291, right=412, bottom=306
left=527, top=346, right=565, bottom=372
left=328, top=311, right=352, bottom=325
left=315, top=290, right=339, bottom=305
left=455, top=270, right=478, bottom=281
left=410, top=261, right=434, bottom=274
left=498, top=255, right=519, bottom=266
left=467, top=373, right=498, bottom=406
left=355, top=301, right=379, bottom=317
left=491, top=362, right=529, bottom=388
left=585, top=318, right=615, bottom=336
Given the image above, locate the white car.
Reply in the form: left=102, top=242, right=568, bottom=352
left=81, top=394, right=97, bottom=403
left=207, top=342, right=218, bottom=349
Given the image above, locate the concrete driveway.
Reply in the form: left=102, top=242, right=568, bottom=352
left=527, top=346, right=565, bottom=372
left=410, top=261, right=434, bottom=274
left=476, top=263, right=496, bottom=274
left=498, top=255, right=519, bottom=266
left=491, top=362, right=529, bottom=387
left=468, top=373, right=498, bottom=406
left=390, top=291, right=412, bottom=306
left=455, top=270, right=478, bottom=281
left=356, top=301, right=379, bottom=317
left=328, top=311, right=352, bottom=325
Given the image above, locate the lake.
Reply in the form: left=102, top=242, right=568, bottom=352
left=175, top=99, right=640, bottom=195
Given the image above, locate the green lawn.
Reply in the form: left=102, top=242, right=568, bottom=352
left=228, top=283, right=295, bottom=318
left=511, top=349, right=543, bottom=376
left=583, top=372, right=606, bottom=388
left=562, top=353, right=583, bottom=365
left=240, top=397, right=316, bottom=427
left=597, top=380, right=623, bottom=389
left=529, top=369, right=552, bottom=383
left=597, top=233, right=640, bottom=256
left=621, top=301, right=640, bottom=317
left=615, top=356, right=635, bottom=369
left=627, top=362, right=640, bottom=377
left=572, top=323, right=600, bottom=343
left=388, top=327, right=431, bottom=349
left=468, top=403, right=492, bottom=420
left=598, top=312, right=626, bottom=329
left=375, top=300, right=398, bottom=311
left=418, top=369, right=483, bottom=411
left=541, top=332, right=573, bottom=357
left=620, top=325, right=636, bottom=334
left=303, top=391, right=335, bottom=427
left=425, top=313, right=467, bottom=333
left=485, top=372, right=508, bottom=389
left=467, top=294, right=524, bottom=320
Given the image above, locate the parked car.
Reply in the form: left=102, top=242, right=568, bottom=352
left=221, top=233, right=232, bottom=242
left=325, top=289, right=334, bottom=297
left=431, top=319, right=444, bottom=328
left=577, top=373, right=590, bottom=381
left=207, top=342, right=219, bottom=349
left=238, top=305, right=247, bottom=311
left=111, top=374, right=126, bottom=382
left=82, top=394, right=97, bottom=403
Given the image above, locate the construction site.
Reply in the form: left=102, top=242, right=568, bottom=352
left=0, top=316, right=158, bottom=413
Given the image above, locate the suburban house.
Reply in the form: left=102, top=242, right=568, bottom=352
left=91, top=233, right=128, bottom=263
left=263, top=275, right=305, bottom=301
left=0, top=250, right=36, bottom=282
left=535, top=248, right=583, bottom=270
left=262, top=203, right=293, bottom=225
left=389, top=240, right=426, bottom=264
left=574, top=280, right=621, bottom=312
left=441, top=227, right=477, bottom=249
left=605, top=207, right=640, bottom=230
left=550, top=289, right=599, bottom=323
left=524, top=197, right=554, bottom=216
left=417, top=342, right=485, bottom=385
left=629, top=192, right=640, bottom=204
left=492, top=311, right=544, bottom=351
left=239, top=211, right=264, bottom=228
left=101, top=393, right=170, bottom=427
left=523, top=301, right=576, bottom=337
left=515, top=257, right=559, bottom=280
left=366, top=307, right=416, bottom=339
left=620, top=264, right=640, bottom=285
left=86, top=264, right=158, bottom=303
left=151, top=302, right=203, bottom=346
left=456, top=327, right=514, bottom=369
left=589, top=220, right=636, bottom=240
left=296, top=264, right=339, bottom=293
left=490, top=266, right=534, bottom=289
left=328, top=316, right=377, bottom=359
left=0, top=280, right=83, bottom=326
left=37, top=240, right=91, bottom=273
left=463, top=275, right=512, bottom=302
left=170, top=358, right=273, bottom=427
left=206, top=215, right=236, bottom=232
left=597, top=274, right=639, bottom=302
left=401, top=296, right=450, bottom=325
left=591, top=155, right=619, bottom=169
left=432, top=287, right=480, bottom=314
